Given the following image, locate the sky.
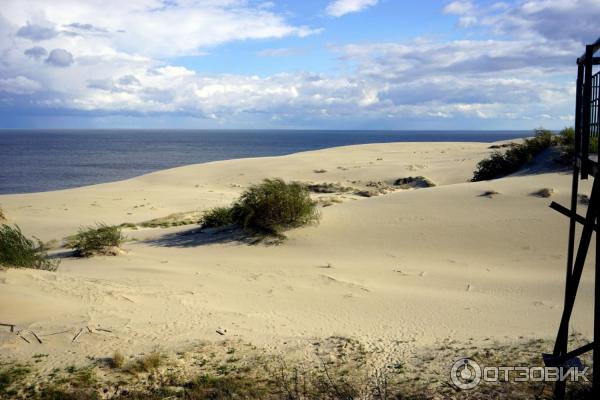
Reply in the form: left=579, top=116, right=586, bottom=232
left=0, top=0, right=598, bottom=130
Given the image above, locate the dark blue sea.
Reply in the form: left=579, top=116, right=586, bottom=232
left=0, top=129, right=531, bottom=194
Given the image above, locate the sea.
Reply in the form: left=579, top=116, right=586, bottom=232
left=0, top=129, right=532, bottom=194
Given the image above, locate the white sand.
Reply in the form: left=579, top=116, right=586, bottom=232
left=0, top=141, right=595, bottom=368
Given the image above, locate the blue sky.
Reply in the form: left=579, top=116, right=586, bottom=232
left=0, top=0, right=598, bottom=129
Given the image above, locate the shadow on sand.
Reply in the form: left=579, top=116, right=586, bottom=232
left=143, top=225, right=280, bottom=248
left=48, top=249, right=78, bottom=259
left=510, top=147, right=571, bottom=177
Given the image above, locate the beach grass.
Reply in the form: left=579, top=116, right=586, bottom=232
left=0, top=224, right=58, bottom=271
left=69, top=223, right=124, bottom=257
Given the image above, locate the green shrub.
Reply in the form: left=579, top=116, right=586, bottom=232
left=0, top=224, right=58, bottom=271
left=558, top=126, right=598, bottom=158
left=472, top=128, right=556, bottom=181
left=199, top=179, right=320, bottom=235
left=200, top=206, right=235, bottom=229
left=231, top=179, right=319, bottom=234
left=559, top=126, right=575, bottom=156
left=70, top=223, right=124, bottom=257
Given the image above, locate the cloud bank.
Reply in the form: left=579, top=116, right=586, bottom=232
left=0, top=0, right=597, bottom=128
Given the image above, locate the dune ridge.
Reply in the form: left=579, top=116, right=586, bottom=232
left=0, top=141, right=594, bottom=371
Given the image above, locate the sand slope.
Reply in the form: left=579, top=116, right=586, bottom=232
left=0, top=141, right=594, bottom=369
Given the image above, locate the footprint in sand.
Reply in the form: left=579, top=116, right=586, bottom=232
left=406, top=164, right=426, bottom=171
left=533, top=301, right=555, bottom=309
left=393, top=269, right=426, bottom=277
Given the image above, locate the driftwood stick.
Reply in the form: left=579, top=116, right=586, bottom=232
left=0, top=323, right=15, bottom=332
left=17, top=333, right=30, bottom=344
left=95, top=328, right=112, bottom=333
left=29, top=330, right=43, bottom=344
left=72, top=328, right=84, bottom=342
left=86, top=326, right=93, bottom=334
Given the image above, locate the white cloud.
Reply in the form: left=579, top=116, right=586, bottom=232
left=0, top=0, right=594, bottom=128
left=2, top=0, right=320, bottom=58
left=443, top=0, right=600, bottom=43
left=443, top=1, right=475, bottom=15
left=326, top=0, right=378, bottom=17
left=0, top=76, right=42, bottom=94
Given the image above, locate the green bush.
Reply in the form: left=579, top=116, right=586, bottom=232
left=70, top=223, right=124, bottom=257
left=200, top=179, right=320, bottom=235
left=0, top=224, right=58, bottom=271
left=558, top=126, right=598, bottom=158
left=231, top=179, right=319, bottom=233
left=200, top=206, right=235, bottom=229
left=472, top=129, right=556, bottom=181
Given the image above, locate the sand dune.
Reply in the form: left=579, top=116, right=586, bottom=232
left=0, top=141, right=594, bottom=371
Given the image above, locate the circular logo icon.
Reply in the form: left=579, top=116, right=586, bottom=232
left=450, top=358, right=482, bottom=390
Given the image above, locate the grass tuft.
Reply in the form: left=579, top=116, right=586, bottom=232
left=69, top=223, right=124, bottom=257
left=0, top=224, right=59, bottom=271
left=532, top=187, right=555, bottom=198
left=479, top=190, right=500, bottom=198
left=110, top=351, right=125, bottom=369
left=394, top=176, right=435, bottom=189
left=126, top=351, right=163, bottom=374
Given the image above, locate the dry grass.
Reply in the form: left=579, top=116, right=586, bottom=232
left=394, top=176, right=436, bottom=189
left=304, top=182, right=354, bottom=194
left=354, top=189, right=379, bottom=197
left=139, top=211, right=203, bottom=228
left=480, top=190, right=500, bottom=198
left=532, top=188, right=555, bottom=198
left=578, top=194, right=590, bottom=205
left=1, top=336, right=593, bottom=399
left=110, top=351, right=125, bottom=369
left=127, top=351, right=163, bottom=374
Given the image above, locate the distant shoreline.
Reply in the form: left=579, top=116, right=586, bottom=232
left=0, top=130, right=531, bottom=194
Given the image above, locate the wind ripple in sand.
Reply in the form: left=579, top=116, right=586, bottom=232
left=319, top=274, right=371, bottom=293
